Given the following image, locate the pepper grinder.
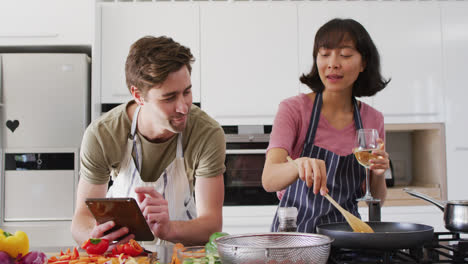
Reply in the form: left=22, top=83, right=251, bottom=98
left=278, top=207, right=298, bottom=232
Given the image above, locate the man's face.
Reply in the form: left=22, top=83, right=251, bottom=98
left=137, top=65, right=193, bottom=134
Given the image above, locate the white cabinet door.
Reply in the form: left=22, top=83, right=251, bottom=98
left=378, top=206, right=446, bottom=232
left=223, top=206, right=277, bottom=234
left=4, top=170, right=75, bottom=221
left=441, top=2, right=468, bottom=201
left=0, top=0, right=93, bottom=45
left=1, top=54, right=90, bottom=149
left=200, top=3, right=299, bottom=125
left=98, top=3, right=200, bottom=104
left=297, top=2, right=373, bottom=107
left=366, top=2, right=444, bottom=124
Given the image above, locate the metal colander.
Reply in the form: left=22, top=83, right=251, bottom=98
left=214, top=232, right=333, bottom=264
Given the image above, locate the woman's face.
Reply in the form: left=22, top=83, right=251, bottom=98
left=316, top=40, right=365, bottom=93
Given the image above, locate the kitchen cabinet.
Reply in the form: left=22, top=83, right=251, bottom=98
left=0, top=0, right=93, bottom=46
left=95, top=1, right=449, bottom=125
left=299, top=2, right=444, bottom=124
left=222, top=206, right=277, bottom=234
left=199, top=3, right=299, bottom=126
left=441, top=2, right=468, bottom=201
left=366, top=2, right=444, bottom=124
left=95, top=2, right=200, bottom=119
left=380, top=206, right=446, bottom=232
left=1, top=222, right=75, bottom=248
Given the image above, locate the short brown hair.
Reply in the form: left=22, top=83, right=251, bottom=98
left=125, top=36, right=194, bottom=95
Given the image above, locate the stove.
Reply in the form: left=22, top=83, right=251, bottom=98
left=327, top=232, right=468, bottom=264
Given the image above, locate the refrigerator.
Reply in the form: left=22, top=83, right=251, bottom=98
left=0, top=53, right=90, bottom=223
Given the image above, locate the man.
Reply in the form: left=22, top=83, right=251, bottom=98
left=71, top=36, right=225, bottom=246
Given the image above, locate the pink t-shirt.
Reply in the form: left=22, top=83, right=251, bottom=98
left=268, top=93, right=385, bottom=198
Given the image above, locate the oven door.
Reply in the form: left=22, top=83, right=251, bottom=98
left=224, top=147, right=279, bottom=206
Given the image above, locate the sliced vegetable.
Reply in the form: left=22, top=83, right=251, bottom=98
left=208, top=232, right=229, bottom=243
left=123, top=239, right=143, bottom=257
left=0, top=251, right=14, bottom=264
left=170, top=243, right=185, bottom=264
left=16, top=251, right=48, bottom=264
left=205, top=232, right=228, bottom=255
left=48, top=247, right=80, bottom=263
left=81, top=238, right=109, bottom=255
left=111, top=244, right=125, bottom=256
left=0, top=228, right=29, bottom=258
left=181, top=255, right=221, bottom=264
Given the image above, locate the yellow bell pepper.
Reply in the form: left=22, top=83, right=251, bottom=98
left=0, top=228, right=29, bottom=258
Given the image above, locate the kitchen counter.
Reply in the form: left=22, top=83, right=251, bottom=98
left=31, top=245, right=175, bottom=264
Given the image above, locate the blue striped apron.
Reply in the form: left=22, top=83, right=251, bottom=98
left=271, top=92, right=366, bottom=233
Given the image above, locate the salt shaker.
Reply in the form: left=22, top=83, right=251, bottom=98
left=278, top=207, right=298, bottom=232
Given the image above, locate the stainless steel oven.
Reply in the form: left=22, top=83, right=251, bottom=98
left=223, top=127, right=279, bottom=205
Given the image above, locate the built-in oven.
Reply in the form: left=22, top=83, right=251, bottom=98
left=223, top=126, right=279, bottom=206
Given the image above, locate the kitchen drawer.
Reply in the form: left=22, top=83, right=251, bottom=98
left=4, top=170, right=75, bottom=221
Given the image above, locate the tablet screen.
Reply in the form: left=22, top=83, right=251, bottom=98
left=85, top=197, right=155, bottom=241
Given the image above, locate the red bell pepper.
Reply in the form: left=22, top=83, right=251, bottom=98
left=123, top=239, right=143, bottom=257
left=111, top=244, right=125, bottom=256
left=81, top=238, right=109, bottom=255
left=72, top=247, right=79, bottom=259
left=110, top=239, right=143, bottom=257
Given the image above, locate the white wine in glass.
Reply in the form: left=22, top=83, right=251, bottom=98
left=354, top=149, right=379, bottom=168
left=354, top=128, right=380, bottom=202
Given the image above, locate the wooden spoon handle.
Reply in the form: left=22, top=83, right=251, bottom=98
left=324, top=194, right=346, bottom=214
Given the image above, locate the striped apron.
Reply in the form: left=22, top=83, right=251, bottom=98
left=271, top=92, right=366, bottom=233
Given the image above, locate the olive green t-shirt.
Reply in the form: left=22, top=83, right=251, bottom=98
left=80, top=101, right=226, bottom=190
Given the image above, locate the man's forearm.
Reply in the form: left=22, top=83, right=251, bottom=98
left=71, top=213, right=95, bottom=246
left=164, top=215, right=222, bottom=246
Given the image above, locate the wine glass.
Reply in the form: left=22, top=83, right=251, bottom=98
left=354, top=128, right=380, bottom=202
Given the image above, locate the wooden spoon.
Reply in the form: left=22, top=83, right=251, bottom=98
left=286, top=156, right=374, bottom=233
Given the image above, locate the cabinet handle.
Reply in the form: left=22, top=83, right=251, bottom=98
left=0, top=33, right=59, bottom=38
left=226, top=149, right=266, bottom=154
left=455, top=147, right=468, bottom=151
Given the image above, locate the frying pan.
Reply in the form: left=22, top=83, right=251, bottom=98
left=316, top=222, right=434, bottom=249
left=404, top=188, right=468, bottom=233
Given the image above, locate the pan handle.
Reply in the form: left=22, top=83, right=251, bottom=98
left=403, top=188, right=446, bottom=211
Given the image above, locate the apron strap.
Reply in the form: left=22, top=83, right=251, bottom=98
left=352, top=97, right=363, bottom=130
left=304, top=92, right=323, bottom=144
left=176, top=133, right=184, bottom=158
left=130, top=105, right=142, bottom=172
left=130, top=105, right=141, bottom=139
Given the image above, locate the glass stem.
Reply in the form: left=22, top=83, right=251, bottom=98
left=365, top=167, right=371, bottom=197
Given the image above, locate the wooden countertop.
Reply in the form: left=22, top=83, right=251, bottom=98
left=358, top=186, right=442, bottom=207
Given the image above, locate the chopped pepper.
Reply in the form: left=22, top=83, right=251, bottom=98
left=0, top=228, right=29, bottom=258
left=111, top=244, right=125, bottom=256
left=81, top=238, right=109, bottom=255
left=123, top=239, right=143, bottom=257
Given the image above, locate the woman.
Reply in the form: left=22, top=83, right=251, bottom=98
left=262, top=18, right=390, bottom=233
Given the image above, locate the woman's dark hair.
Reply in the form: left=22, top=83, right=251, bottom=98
left=300, top=18, right=390, bottom=97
